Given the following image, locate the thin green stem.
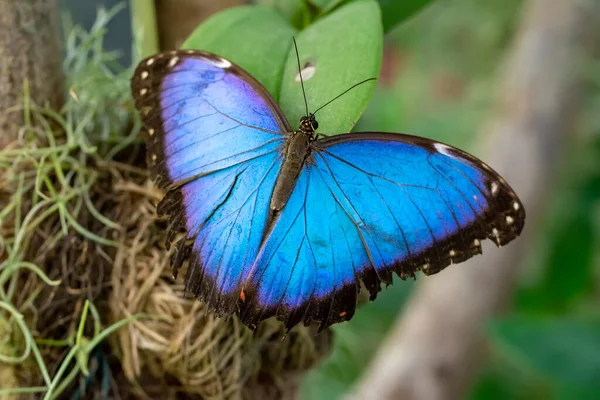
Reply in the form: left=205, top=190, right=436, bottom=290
left=130, top=0, right=160, bottom=58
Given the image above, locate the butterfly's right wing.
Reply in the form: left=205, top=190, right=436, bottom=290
left=239, top=133, right=524, bottom=331
left=131, top=50, right=290, bottom=315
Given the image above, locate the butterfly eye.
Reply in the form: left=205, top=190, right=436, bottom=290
left=312, top=120, right=319, bottom=130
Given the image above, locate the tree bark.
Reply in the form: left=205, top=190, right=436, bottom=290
left=348, top=0, right=599, bottom=399
left=0, top=0, right=64, bottom=148
left=155, top=0, right=243, bottom=50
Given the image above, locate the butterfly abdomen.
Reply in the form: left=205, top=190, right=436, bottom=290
left=269, top=132, right=312, bottom=218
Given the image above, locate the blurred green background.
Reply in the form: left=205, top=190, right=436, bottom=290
left=61, top=0, right=600, bottom=398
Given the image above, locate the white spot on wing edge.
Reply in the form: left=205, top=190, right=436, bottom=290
left=141, top=71, right=149, bottom=79
left=491, top=182, right=499, bottom=195
left=168, top=56, right=180, bottom=68
left=205, top=57, right=231, bottom=69
left=146, top=58, right=155, bottom=66
left=433, top=142, right=454, bottom=157
left=506, top=216, right=514, bottom=224
left=492, top=228, right=502, bottom=246
left=473, top=239, right=480, bottom=246
left=151, top=154, right=157, bottom=161
left=148, top=128, right=155, bottom=137
left=140, top=88, right=148, bottom=96
left=513, top=202, right=520, bottom=211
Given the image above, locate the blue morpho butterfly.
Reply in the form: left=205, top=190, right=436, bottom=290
left=131, top=45, right=525, bottom=332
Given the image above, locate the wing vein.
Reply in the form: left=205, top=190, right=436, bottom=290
left=367, top=174, right=413, bottom=261
left=314, top=154, right=379, bottom=273
left=162, top=112, right=219, bottom=138
left=169, top=138, right=283, bottom=183
left=319, top=150, right=440, bottom=259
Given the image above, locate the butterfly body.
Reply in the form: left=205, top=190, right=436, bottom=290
left=131, top=49, right=525, bottom=331
left=270, top=129, right=312, bottom=217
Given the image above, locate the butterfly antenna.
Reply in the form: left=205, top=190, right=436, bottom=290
left=293, top=37, right=310, bottom=117
left=313, top=77, right=377, bottom=115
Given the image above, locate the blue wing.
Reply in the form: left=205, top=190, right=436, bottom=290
left=239, top=133, right=525, bottom=330
left=131, top=50, right=290, bottom=315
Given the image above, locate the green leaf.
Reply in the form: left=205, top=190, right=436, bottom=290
left=556, top=386, right=600, bottom=400
left=256, top=0, right=316, bottom=29
left=490, top=316, right=600, bottom=390
left=377, top=0, right=434, bottom=32
left=528, top=214, right=595, bottom=311
left=469, top=363, right=551, bottom=400
left=307, top=0, right=348, bottom=13
left=279, top=0, right=382, bottom=135
left=257, top=0, right=304, bottom=18
left=183, top=6, right=297, bottom=99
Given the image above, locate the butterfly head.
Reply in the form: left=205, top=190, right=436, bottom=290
left=299, top=113, right=319, bottom=139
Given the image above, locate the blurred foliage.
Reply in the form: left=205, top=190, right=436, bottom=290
left=470, top=135, right=600, bottom=399
left=491, top=317, right=600, bottom=394
left=516, top=138, right=600, bottom=314
left=376, top=0, right=434, bottom=32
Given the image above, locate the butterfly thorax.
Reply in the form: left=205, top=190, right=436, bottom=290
left=268, top=120, right=315, bottom=225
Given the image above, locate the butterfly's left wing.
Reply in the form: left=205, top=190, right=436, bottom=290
left=239, top=133, right=525, bottom=331
left=131, top=50, right=291, bottom=317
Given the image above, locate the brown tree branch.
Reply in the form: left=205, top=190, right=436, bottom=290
left=0, top=0, right=63, bottom=148
left=348, top=0, right=599, bottom=399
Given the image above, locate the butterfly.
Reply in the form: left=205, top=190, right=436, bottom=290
left=131, top=48, right=525, bottom=332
